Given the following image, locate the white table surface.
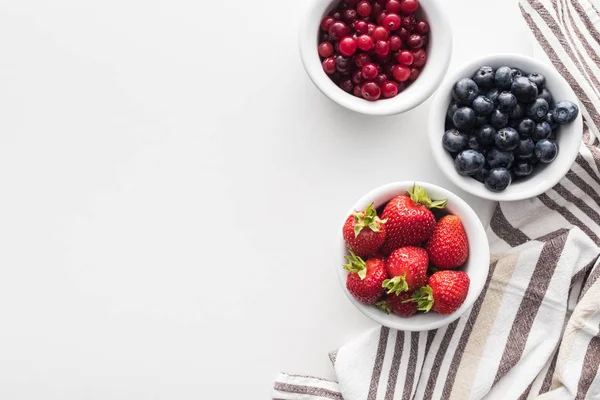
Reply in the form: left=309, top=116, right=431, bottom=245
left=0, top=0, right=532, bottom=398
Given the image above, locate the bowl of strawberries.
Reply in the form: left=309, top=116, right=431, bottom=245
left=338, top=181, right=489, bottom=331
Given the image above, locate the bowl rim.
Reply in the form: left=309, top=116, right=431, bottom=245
left=298, top=0, right=453, bottom=116
left=428, top=53, right=584, bottom=202
left=336, top=181, right=490, bottom=331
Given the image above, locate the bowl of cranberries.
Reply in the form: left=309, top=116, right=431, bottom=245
left=299, top=0, right=452, bottom=115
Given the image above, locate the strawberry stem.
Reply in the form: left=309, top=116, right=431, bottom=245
left=382, top=273, right=409, bottom=295
left=343, top=252, right=368, bottom=280
left=375, top=300, right=391, bottom=314
left=407, top=184, right=447, bottom=209
left=353, top=202, right=387, bottom=237
left=403, top=286, right=434, bottom=313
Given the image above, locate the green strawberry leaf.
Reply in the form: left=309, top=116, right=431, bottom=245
left=407, top=184, right=447, bottom=210
left=343, top=252, right=368, bottom=280
left=403, top=286, right=434, bottom=313
left=375, top=300, right=391, bottom=314
left=382, top=273, right=409, bottom=295
left=352, top=203, right=387, bottom=237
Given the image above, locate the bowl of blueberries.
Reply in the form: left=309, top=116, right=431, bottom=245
left=428, top=53, right=582, bottom=201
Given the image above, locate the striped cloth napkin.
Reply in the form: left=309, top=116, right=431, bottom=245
left=274, top=0, right=600, bottom=398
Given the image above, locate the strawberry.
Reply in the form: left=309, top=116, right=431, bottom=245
left=408, top=270, right=470, bottom=315
left=376, top=291, right=418, bottom=317
left=343, top=202, right=387, bottom=258
left=344, top=252, right=387, bottom=304
left=425, top=215, right=469, bottom=269
left=382, top=246, right=428, bottom=295
left=380, top=184, right=447, bottom=255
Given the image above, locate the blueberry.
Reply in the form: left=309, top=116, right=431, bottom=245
left=486, top=88, right=501, bottom=105
left=494, top=66, right=514, bottom=90
left=472, top=66, right=495, bottom=89
left=447, top=101, right=459, bottom=122
left=538, top=88, right=553, bottom=105
left=475, top=115, right=489, bottom=128
left=552, top=100, right=579, bottom=124
left=497, top=92, right=518, bottom=113
left=468, top=135, right=483, bottom=151
left=485, top=168, right=512, bottom=192
left=527, top=73, right=546, bottom=89
left=442, top=129, right=469, bottom=153
left=453, top=107, right=477, bottom=130
left=513, top=161, right=534, bottom=178
left=473, top=167, right=490, bottom=183
left=476, top=125, right=496, bottom=147
left=455, top=150, right=486, bottom=176
left=526, top=98, right=550, bottom=122
left=535, top=139, right=558, bottom=163
left=494, top=127, right=520, bottom=151
left=511, top=76, right=539, bottom=103
left=487, top=148, right=515, bottom=169
left=515, top=138, right=535, bottom=157
left=490, top=109, right=509, bottom=129
left=472, top=96, right=494, bottom=115
left=452, top=78, right=479, bottom=105
left=516, top=118, right=536, bottom=137
left=509, top=103, right=525, bottom=120
left=531, top=121, right=552, bottom=141
left=545, top=112, right=558, bottom=129
left=511, top=68, right=523, bottom=79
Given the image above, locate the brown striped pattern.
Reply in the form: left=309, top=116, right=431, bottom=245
left=367, top=327, right=389, bottom=400
left=383, top=331, right=404, bottom=400
left=273, top=382, right=343, bottom=400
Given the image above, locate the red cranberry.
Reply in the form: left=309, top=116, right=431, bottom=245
left=383, top=62, right=396, bottom=78
left=328, top=21, right=350, bottom=41
left=375, top=53, right=391, bottom=64
left=367, top=23, right=376, bottom=35
left=412, top=48, right=427, bottom=66
left=356, top=1, right=372, bottom=17
left=322, top=57, right=337, bottom=74
left=421, top=34, right=429, bottom=47
left=398, top=27, right=410, bottom=41
left=321, top=16, right=336, bottom=31
left=382, top=13, right=401, bottom=31
left=374, top=40, right=390, bottom=56
left=396, top=81, right=406, bottom=93
left=409, top=67, right=420, bottom=81
left=357, top=34, right=374, bottom=51
left=340, top=78, right=354, bottom=93
left=371, top=2, right=383, bottom=18
left=342, top=8, right=358, bottom=23
left=372, top=26, right=389, bottom=41
left=401, top=14, right=416, bottom=31
left=353, top=85, right=362, bottom=97
left=352, top=70, right=363, bottom=85
left=376, top=73, right=388, bottom=86
left=400, top=0, right=419, bottom=14
left=397, top=50, right=414, bottom=65
left=392, top=65, right=410, bottom=82
left=376, top=12, right=388, bottom=25
left=335, top=55, right=352, bottom=73
left=415, top=20, right=430, bottom=34
left=318, top=42, right=334, bottom=58
left=354, top=53, right=371, bottom=67
left=361, top=82, right=381, bottom=101
left=361, top=63, right=379, bottom=80
left=385, top=0, right=402, bottom=13
left=354, top=20, right=369, bottom=34
left=407, top=34, right=423, bottom=48
left=381, top=81, right=398, bottom=98
left=339, top=37, right=358, bottom=56
left=388, top=35, right=402, bottom=51
left=330, top=10, right=342, bottom=20
left=375, top=0, right=387, bottom=3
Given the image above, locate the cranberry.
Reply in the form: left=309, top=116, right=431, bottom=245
left=356, top=1, right=372, bottom=17
left=361, top=63, right=379, bottom=80
left=318, top=42, right=334, bottom=58
left=361, top=82, right=381, bottom=101
left=354, top=53, right=371, bottom=67
left=383, top=62, right=396, bottom=78
left=412, top=48, right=427, bottom=66
left=375, top=52, right=391, bottom=64
left=340, top=78, right=354, bottom=93
left=328, top=21, right=350, bottom=41
left=385, top=0, right=402, bottom=13
left=322, top=57, right=337, bottom=74
left=400, top=0, right=419, bottom=14
left=320, top=16, right=336, bottom=31
left=382, top=13, right=401, bottom=31
left=407, top=34, right=423, bottom=48
left=367, top=23, right=376, bottom=35
left=354, top=20, right=369, bottom=34
left=342, top=8, right=358, bottom=23
left=352, top=70, right=363, bottom=85
left=421, top=34, right=429, bottom=47
left=381, top=81, right=398, bottom=98
left=330, top=11, right=342, bottom=20
left=388, top=35, right=402, bottom=51
left=392, top=65, right=410, bottom=82
left=353, top=85, right=362, bottom=97
left=372, top=26, right=389, bottom=41
left=376, top=73, right=388, bottom=86
left=356, top=35, right=373, bottom=51
left=409, top=67, right=420, bottom=81
left=376, top=12, right=387, bottom=25
left=336, top=55, right=352, bottom=74
left=401, top=14, right=416, bottom=31
left=371, top=2, right=383, bottom=18
left=331, top=72, right=342, bottom=83
left=398, top=27, right=410, bottom=41
left=397, top=50, right=414, bottom=65
left=396, top=81, right=406, bottom=93
left=320, top=32, right=331, bottom=43
left=339, top=37, right=358, bottom=56
left=374, top=40, right=390, bottom=56
left=415, top=20, right=430, bottom=34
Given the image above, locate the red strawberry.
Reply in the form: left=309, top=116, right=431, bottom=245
left=344, top=252, right=388, bottom=304
left=425, top=215, right=469, bottom=269
left=382, top=246, right=428, bottom=295
left=343, top=202, right=387, bottom=257
left=376, top=291, right=418, bottom=317
left=409, top=270, right=470, bottom=315
left=380, top=185, right=447, bottom=255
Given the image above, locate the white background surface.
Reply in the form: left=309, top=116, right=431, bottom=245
left=0, top=0, right=532, bottom=398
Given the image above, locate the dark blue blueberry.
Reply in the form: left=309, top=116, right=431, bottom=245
left=487, top=148, right=515, bottom=169
left=511, top=76, right=539, bottom=103
left=545, top=112, right=558, bottom=129
left=486, top=88, right=501, bottom=105
left=511, top=68, right=523, bottom=79
left=472, top=66, right=495, bottom=89
left=454, top=150, right=486, bottom=176
left=473, top=167, right=490, bottom=183
left=453, top=107, right=477, bottom=130
left=490, top=109, right=509, bottom=129
left=476, top=125, right=496, bottom=147
left=494, top=127, right=520, bottom=151
left=468, top=135, right=483, bottom=151
left=497, top=92, right=518, bottom=113
left=526, top=98, right=550, bottom=122
left=516, top=118, right=535, bottom=137
left=494, top=66, right=514, bottom=90
left=475, top=115, right=489, bottom=128
left=442, top=129, right=469, bottom=153
left=509, top=103, right=525, bottom=120
left=538, top=88, right=553, bottom=105
left=513, top=161, right=534, bottom=178
left=485, top=168, right=512, bottom=192
left=447, top=101, right=459, bottom=122
left=472, top=96, right=494, bottom=116
left=531, top=121, right=552, bottom=141
left=515, top=138, right=535, bottom=158
left=527, top=73, right=546, bottom=89
left=535, top=139, right=558, bottom=163
left=452, top=78, right=479, bottom=105
left=552, top=100, right=579, bottom=124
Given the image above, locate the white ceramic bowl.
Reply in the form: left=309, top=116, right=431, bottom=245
left=429, top=53, right=583, bottom=201
left=298, top=0, right=452, bottom=116
left=337, top=182, right=489, bottom=331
